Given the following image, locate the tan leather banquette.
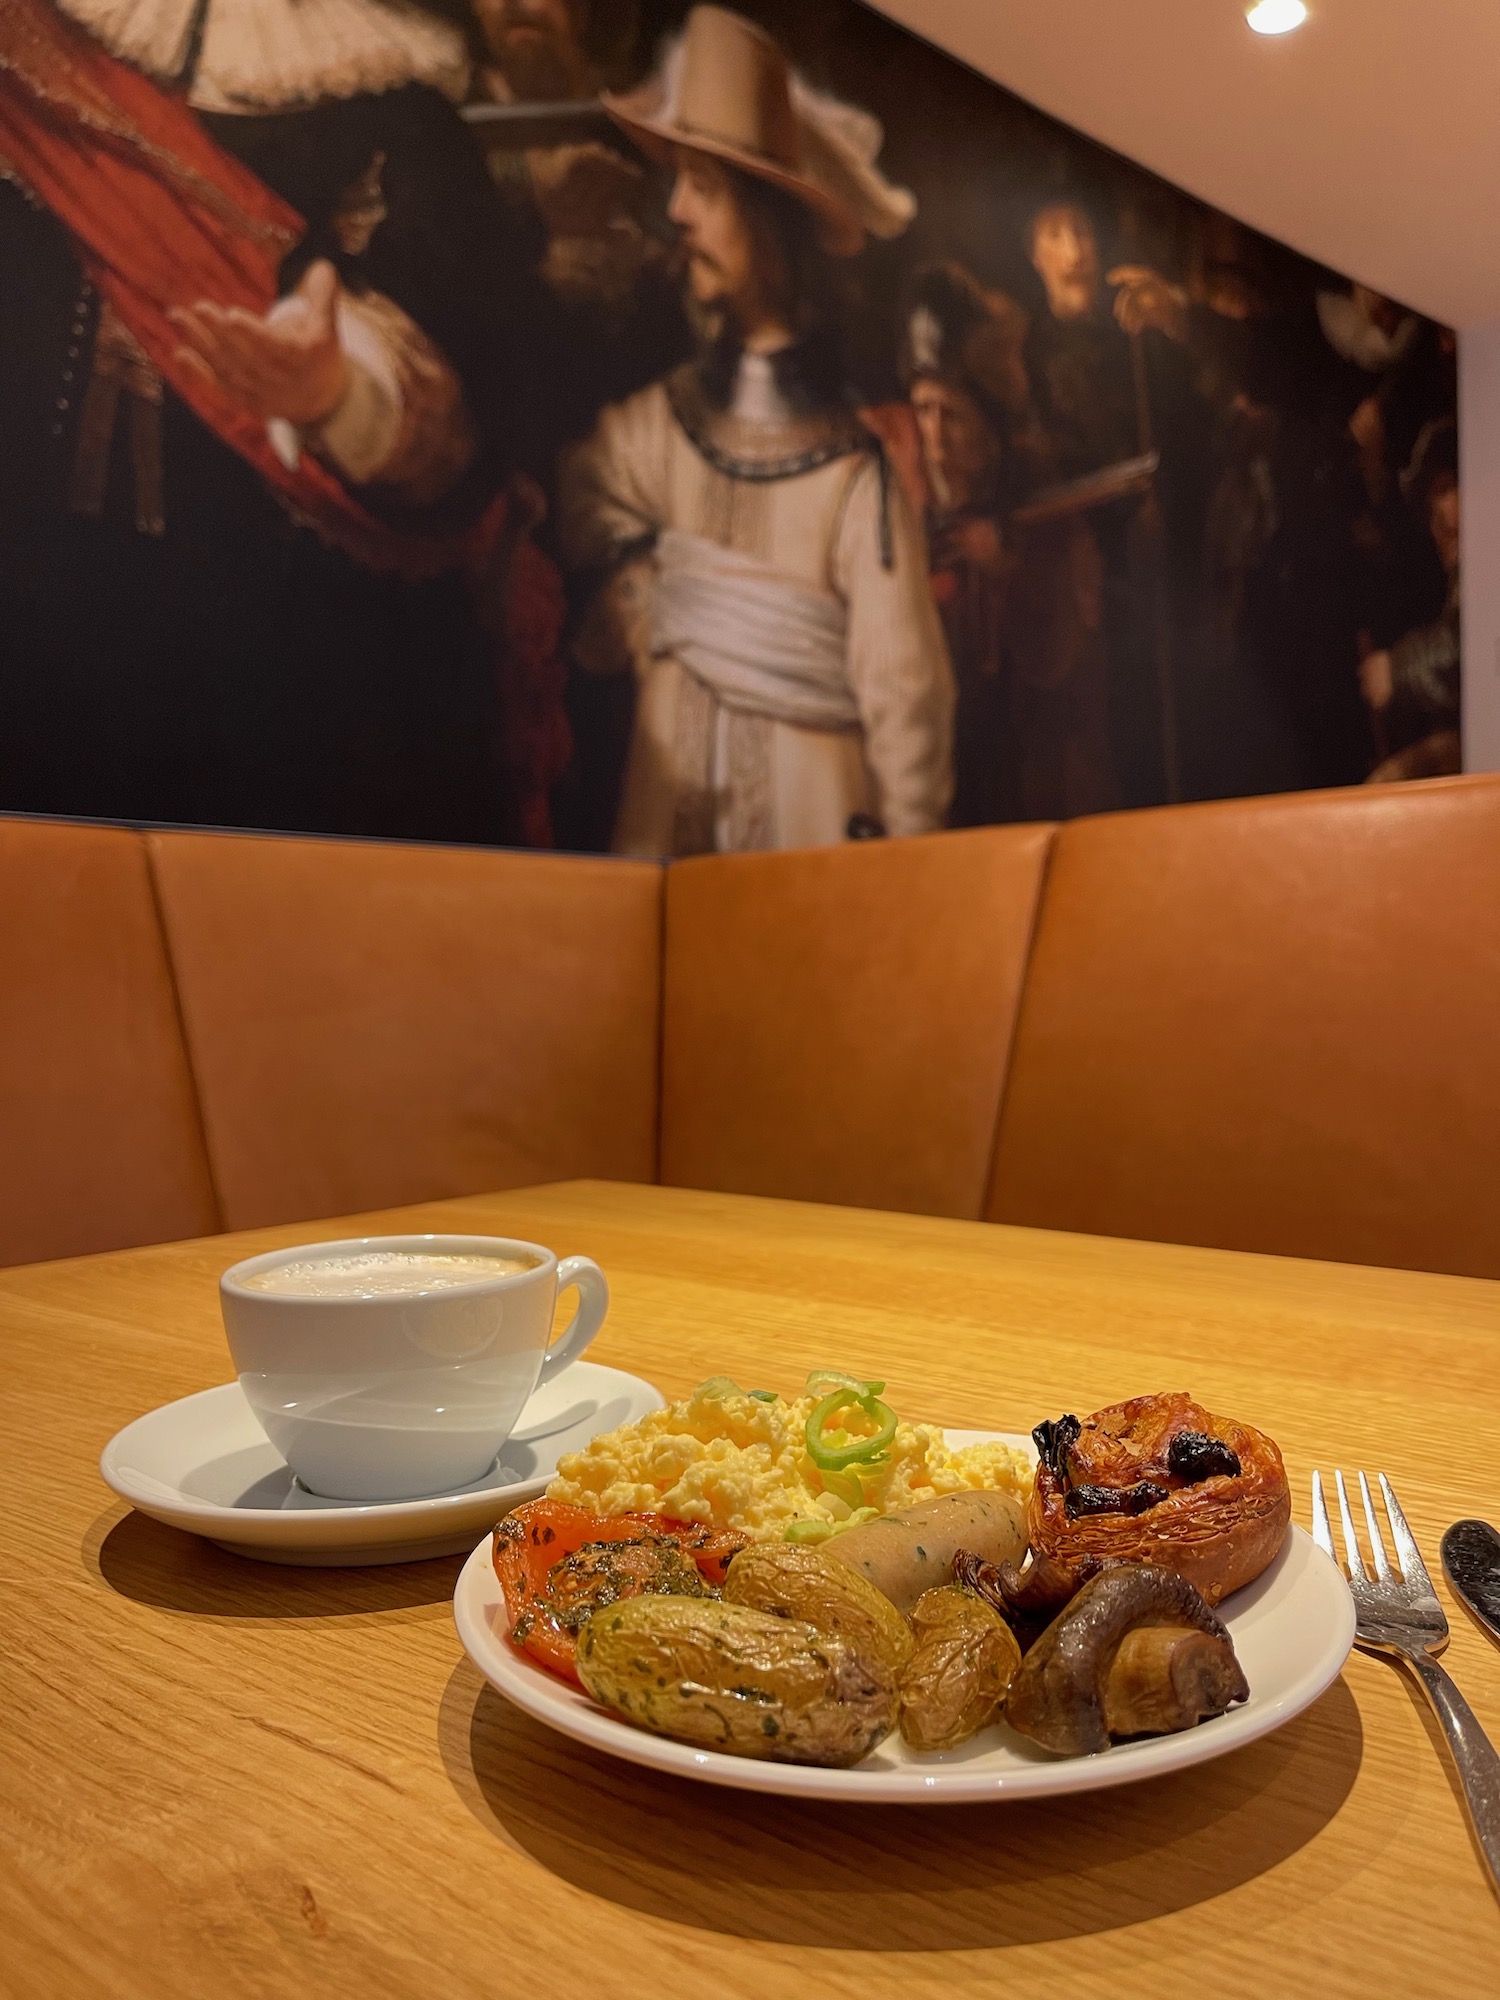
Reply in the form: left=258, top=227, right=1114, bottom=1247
left=3, top=771, right=1497, bottom=1279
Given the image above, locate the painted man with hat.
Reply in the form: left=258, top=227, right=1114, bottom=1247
left=559, top=5, right=954, bottom=856
left=1360, top=417, right=1461, bottom=782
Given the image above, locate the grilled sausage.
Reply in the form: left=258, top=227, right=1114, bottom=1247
left=826, top=1490, right=1026, bottom=1615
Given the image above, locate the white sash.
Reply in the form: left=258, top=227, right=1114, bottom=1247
left=651, top=528, right=858, bottom=731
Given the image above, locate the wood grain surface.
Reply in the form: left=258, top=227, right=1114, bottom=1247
left=3, top=1179, right=1498, bottom=1998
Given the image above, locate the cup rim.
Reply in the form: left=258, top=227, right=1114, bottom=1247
left=219, top=1233, right=558, bottom=1305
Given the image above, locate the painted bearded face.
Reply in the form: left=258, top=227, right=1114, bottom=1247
left=1030, top=204, right=1101, bottom=322
left=910, top=378, right=1000, bottom=513
left=667, top=152, right=761, bottom=319
left=472, top=0, right=589, bottom=101
left=1429, top=475, right=1460, bottom=576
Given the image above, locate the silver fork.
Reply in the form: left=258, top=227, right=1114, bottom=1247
left=1313, top=1468, right=1500, bottom=1899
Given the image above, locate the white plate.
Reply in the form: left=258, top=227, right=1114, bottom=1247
left=453, top=1428, right=1356, bottom=1802
left=101, top=1362, right=663, bottom=1566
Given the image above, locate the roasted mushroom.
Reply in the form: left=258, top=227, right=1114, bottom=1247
left=1005, top=1563, right=1249, bottom=1755
left=1023, top=1393, right=1291, bottom=1608
left=989, top=1548, right=1105, bottom=1622
left=951, top=1544, right=1101, bottom=1650
left=1101, top=1626, right=1247, bottom=1740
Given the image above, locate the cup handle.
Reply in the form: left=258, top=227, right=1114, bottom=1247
left=540, top=1256, right=609, bottom=1383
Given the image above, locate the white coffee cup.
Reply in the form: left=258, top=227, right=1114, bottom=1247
left=219, top=1233, right=608, bottom=1502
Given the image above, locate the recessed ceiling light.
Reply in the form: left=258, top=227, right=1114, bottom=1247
left=1246, top=0, right=1308, bottom=32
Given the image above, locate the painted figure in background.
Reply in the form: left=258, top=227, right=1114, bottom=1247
left=1026, top=201, right=1137, bottom=474
left=0, top=0, right=1462, bottom=851
left=466, top=0, right=687, bottom=446
left=470, top=0, right=646, bottom=313
left=1114, top=258, right=1457, bottom=789
left=1361, top=419, right=1461, bottom=782
left=560, top=6, right=953, bottom=857
left=873, top=263, right=1114, bottom=824
left=0, top=0, right=566, bottom=845
left=1023, top=193, right=1205, bottom=807
left=464, top=0, right=692, bottom=854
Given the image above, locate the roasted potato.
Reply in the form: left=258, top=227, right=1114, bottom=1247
left=827, top=1490, right=1026, bottom=1615
left=722, top=1542, right=915, bottom=1677
left=575, top=1595, right=897, bottom=1766
left=898, top=1585, right=1022, bottom=1751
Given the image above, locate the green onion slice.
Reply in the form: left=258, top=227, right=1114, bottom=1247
left=818, top=1465, right=865, bottom=1511
left=805, top=1368, right=886, bottom=1400
left=785, top=1517, right=835, bottom=1544
left=784, top=1505, right=882, bottom=1545
left=695, top=1376, right=743, bottom=1399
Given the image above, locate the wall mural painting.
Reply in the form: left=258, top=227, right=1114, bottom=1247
left=0, top=0, right=1461, bottom=857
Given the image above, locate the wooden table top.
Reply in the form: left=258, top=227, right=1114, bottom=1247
left=3, top=1179, right=1499, bottom=1997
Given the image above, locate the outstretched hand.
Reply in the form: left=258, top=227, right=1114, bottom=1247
left=1108, top=265, right=1188, bottom=343
left=1359, top=649, right=1394, bottom=713
left=171, top=259, right=350, bottom=427
left=930, top=514, right=1013, bottom=580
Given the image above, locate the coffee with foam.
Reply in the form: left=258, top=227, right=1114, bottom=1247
left=240, top=1250, right=537, bottom=1299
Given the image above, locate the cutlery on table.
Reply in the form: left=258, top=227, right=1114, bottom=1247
left=1441, top=1520, right=1500, bottom=1650
left=1312, top=1468, right=1500, bottom=1901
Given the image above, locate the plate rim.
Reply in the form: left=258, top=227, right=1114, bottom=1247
left=99, top=1364, right=665, bottom=1548
left=452, top=1429, right=1356, bottom=1804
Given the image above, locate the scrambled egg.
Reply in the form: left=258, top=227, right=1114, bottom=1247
left=547, top=1380, right=1032, bottom=1539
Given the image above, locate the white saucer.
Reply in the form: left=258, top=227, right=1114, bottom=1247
left=100, top=1362, right=663, bottom=1566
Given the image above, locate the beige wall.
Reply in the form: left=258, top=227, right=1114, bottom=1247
left=1460, top=327, right=1500, bottom=772
left=869, top=0, right=1500, bottom=331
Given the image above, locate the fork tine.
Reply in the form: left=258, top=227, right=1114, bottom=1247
left=1311, top=1469, right=1334, bottom=1560
left=1359, top=1471, right=1394, bottom=1583
left=1334, top=1469, right=1368, bottom=1579
left=1379, top=1473, right=1433, bottom=1589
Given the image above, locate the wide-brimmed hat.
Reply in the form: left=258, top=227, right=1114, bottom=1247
left=601, top=5, right=915, bottom=257
left=899, top=262, right=1031, bottom=428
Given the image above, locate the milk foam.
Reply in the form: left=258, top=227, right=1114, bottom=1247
left=240, top=1251, right=535, bottom=1298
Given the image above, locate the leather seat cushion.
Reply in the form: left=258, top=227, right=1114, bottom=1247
left=987, top=776, right=1500, bottom=1278
left=0, top=819, right=218, bottom=1264
left=149, top=832, right=663, bottom=1229
left=663, top=826, right=1055, bottom=1219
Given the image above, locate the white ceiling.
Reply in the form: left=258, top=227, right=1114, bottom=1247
left=867, top=0, right=1498, bottom=329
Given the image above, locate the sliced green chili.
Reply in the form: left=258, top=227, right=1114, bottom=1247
left=805, top=1387, right=898, bottom=1472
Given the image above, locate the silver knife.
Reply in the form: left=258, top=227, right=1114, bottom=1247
left=1441, top=1519, right=1500, bottom=1647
